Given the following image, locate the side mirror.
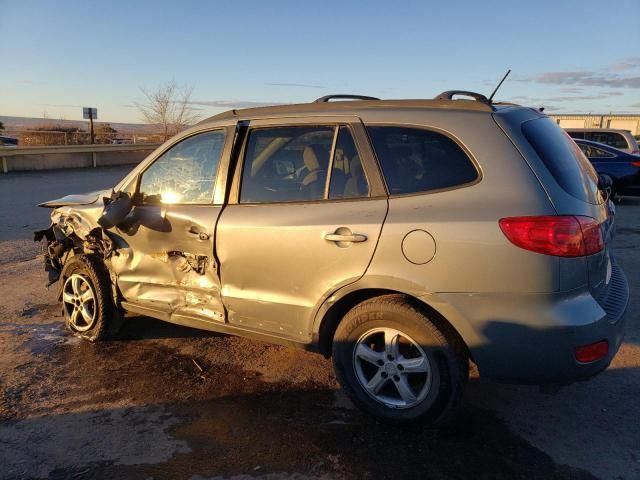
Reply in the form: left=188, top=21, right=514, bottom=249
left=98, top=191, right=133, bottom=229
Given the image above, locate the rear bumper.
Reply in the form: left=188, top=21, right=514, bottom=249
left=436, top=260, right=629, bottom=384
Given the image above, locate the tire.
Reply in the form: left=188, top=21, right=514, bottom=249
left=601, top=175, right=619, bottom=203
left=60, top=254, right=123, bottom=342
left=332, top=294, right=468, bottom=427
left=612, top=190, right=622, bottom=204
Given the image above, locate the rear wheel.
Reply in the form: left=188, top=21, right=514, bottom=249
left=61, top=254, right=122, bottom=342
left=332, top=295, right=468, bottom=426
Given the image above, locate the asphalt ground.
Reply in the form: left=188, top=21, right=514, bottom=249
left=0, top=167, right=638, bottom=480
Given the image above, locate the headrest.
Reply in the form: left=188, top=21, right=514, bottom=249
left=350, top=155, right=363, bottom=176
left=303, top=144, right=328, bottom=171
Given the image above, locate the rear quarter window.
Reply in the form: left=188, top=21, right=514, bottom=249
left=366, top=126, right=478, bottom=195
left=523, top=118, right=602, bottom=204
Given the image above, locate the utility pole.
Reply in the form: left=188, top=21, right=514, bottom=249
left=83, top=107, right=97, bottom=144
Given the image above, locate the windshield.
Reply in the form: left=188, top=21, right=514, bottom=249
left=523, top=117, right=602, bottom=205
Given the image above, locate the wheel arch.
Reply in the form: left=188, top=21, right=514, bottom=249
left=314, top=286, right=475, bottom=359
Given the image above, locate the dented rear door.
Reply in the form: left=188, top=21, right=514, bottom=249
left=112, top=126, right=235, bottom=323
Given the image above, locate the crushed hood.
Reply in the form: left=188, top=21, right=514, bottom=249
left=38, top=190, right=109, bottom=208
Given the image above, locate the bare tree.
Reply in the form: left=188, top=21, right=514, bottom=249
left=95, top=123, right=118, bottom=144
left=135, top=81, right=201, bottom=140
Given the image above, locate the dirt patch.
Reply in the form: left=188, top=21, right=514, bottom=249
left=0, top=240, right=46, bottom=265
left=0, top=406, right=190, bottom=479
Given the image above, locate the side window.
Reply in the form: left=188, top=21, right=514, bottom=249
left=586, top=132, right=628, bottom=150
left=366, top=126, right=478, bottom=195
left=578, top=144, right=593, bottom=157
left=567, top=131, right=585, bottom=140
left=239, top=126, right=334, bottom=203
left=590, top=146, right=615, bottom=158
left=329, top=126, right=369, bottom=199
left=610, top=133, right=629, bottom=150
left=139, top=130, right=225, bottom=204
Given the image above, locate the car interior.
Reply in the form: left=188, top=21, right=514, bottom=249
left=239, top=126, right=368, bottom=203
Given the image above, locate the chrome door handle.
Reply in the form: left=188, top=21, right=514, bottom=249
left=324, top=233, right=367, bottom=243
left=188, top=226, right=210, bottom=241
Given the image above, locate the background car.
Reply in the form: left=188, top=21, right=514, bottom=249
left=566, top=128, right=639, bottom=155
left=574, top=138, right=640, bottom=199
left=0, top=135, right=19, bottom=147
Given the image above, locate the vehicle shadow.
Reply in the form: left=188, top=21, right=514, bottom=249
left=117, top=315, right=223, bottom=341
left=465, top=363, right=640, bottom=480
left=0, top=384, right=606, bottom=480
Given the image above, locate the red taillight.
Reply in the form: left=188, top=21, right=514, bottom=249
left=499, top=216, right=604, bottom=257
left=631, top=160, right=640, bottom=167
left=575, top=341, right=608, bottom=363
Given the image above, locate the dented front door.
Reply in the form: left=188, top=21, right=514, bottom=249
left=113, top=205, right=224, bottom=322
left=111, top=128, right=232, bottom=323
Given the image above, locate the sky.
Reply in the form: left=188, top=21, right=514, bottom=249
left=1, top=0, right=639, bottom=124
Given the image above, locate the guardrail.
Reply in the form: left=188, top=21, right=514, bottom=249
left=0, top=143, right=161, bottom=173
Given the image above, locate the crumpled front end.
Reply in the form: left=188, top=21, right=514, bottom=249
left=34, top=191, right=122, bottom=288
left=33, top=191, right=225, bottom=324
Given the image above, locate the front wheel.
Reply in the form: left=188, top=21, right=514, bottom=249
left=332, top=295, right=468, bottom=426
left=60, top=254, right=122, bottom=342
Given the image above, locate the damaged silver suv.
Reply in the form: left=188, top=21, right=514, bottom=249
left=37, top=92, right=629, bottom=425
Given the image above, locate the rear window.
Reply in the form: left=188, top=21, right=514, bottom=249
left=523, top=118, right=602, bottom=204
left=366, top=126, right=478, bottom=195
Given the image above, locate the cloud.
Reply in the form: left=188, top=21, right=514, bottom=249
left=610, top=57, right=640, bottom=72
left=558, top=87, right=584, bottom=94
left=265, top=82, right=326, bottom=89
left=40, top=103, right=83, bottom=108
left=525, top=71, right=640, bottom=88
left=186, top=99, right=282, bottom=109
left=507, top=91, right=624, bottom=104
left=516, top=58, right=640, bottom=89
left=545, top=92, right=626, bottom=102
left=538, top=105, right=561, bottom=112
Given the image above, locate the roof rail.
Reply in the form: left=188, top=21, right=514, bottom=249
left=313, top=94, right=380, bottom=103
left=434, top=90, right=491, bottom=105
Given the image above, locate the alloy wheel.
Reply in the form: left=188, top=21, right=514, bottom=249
left=353, top=327, right=432, bottom=409
left=62, top=274, right=97, bottom=332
